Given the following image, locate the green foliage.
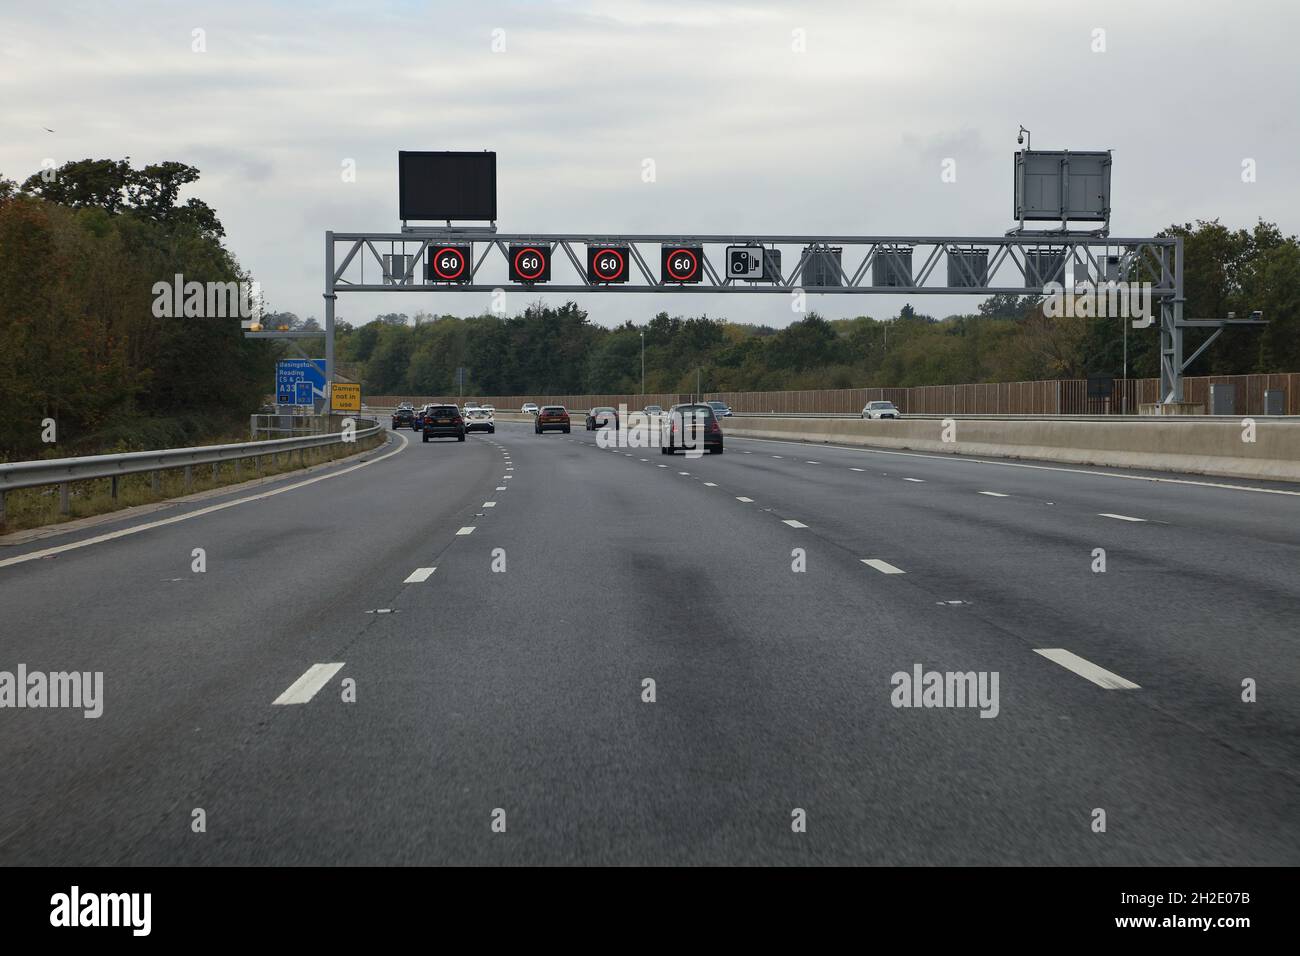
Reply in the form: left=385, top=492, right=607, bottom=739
left=0, top=159, right=275, bottom=459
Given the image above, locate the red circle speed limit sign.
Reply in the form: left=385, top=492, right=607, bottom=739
left=428, top=245, right=470, bottom=282
left=587, top=246, right=629, bottom=283
left=509, top=245, right=550, bottom=282
left=661, top=245, right=703, bottom=283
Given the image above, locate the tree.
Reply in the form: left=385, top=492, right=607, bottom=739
left=978, top=293, right=1043, bottom=319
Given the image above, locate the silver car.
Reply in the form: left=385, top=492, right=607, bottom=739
left=862, top=401, right=902, bottom=420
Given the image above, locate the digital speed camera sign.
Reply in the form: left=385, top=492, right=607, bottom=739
left=587, top=246, right=630, bottom=283
left=426, top=245, right=471, bottom=283
left=508, top=244, right=551, bottom=282
left=726, top=244, right=781, bottom=281
left=727, top=245, right=764, bottom=279
left=661, top=245, right=703, bottom=283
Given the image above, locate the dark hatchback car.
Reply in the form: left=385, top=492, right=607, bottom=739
left=391, top=407, right=415, bottom=429
left=421, top=404, right=466, bottom=442
left=585, top=406, right=618, bottom=430
left=661, top=403, right=723, bottom=454
left=535, top=405, right=570, bottom=434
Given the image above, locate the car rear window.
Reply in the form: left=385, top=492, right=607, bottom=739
left=429, top=406, right=458, bottom=416
left=541, top=406, right=566, bottom=414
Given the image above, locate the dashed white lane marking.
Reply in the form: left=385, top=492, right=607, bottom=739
left=806, top=461, right=820, bottom=465
left=403, top=567, right=437, bottom=583
left=273, top=663, right=345, bottom=705
left=0, top=430, right=411, bottom=571
left=850, top=467, right=866, bottom=472
left=456, top=527, right=476, bottom=535
left=978, top=491, right=1009, bottom=497
left=658, top=464, right=668, bottom=468
left=483, top=501, right=496, bottom=507
left=782, top=519, right=808, bottom=528
left=1033, top=649, right=1141, bottom=689
left=704, top=482, right=718, bottom=487
left=736, top=496, right=754, bottom=503
left=903, top=477, right=926, bottom=482
left=1098, top=512, right=1146, bottom=522
left=860, top=558, right=906, bottom=574
left=503, top=475, right=512, bottom=479
left=640, top=458, right=649, bottom=462
left=729, top=435, right=1300, bottom=497
left=678, top=471, right=690, bottom=475
left=496, top=486, right=507, bottom=490
left=771, top=455, right=784, bottom=459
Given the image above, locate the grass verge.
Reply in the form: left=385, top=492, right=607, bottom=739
left=0, top=433, right=386, bottom=534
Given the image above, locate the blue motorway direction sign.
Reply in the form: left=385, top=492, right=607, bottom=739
left=276, top=359, right=326, bottom=405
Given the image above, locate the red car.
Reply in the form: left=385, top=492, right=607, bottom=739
left=534, top=405, right=570, bottom=434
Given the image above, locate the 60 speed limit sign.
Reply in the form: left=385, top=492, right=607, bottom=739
left=508, top=245, right=551, bottom=282
left=660, top=245, right=703, bottom=283
left=426, top=245, right=471, bottom=283
left=586, top=245, right=630, bottom=284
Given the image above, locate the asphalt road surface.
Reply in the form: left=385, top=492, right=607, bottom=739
left=1, top=422, right=1297, bottom=865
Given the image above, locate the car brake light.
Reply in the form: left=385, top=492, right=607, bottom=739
left=709, top=421, right=720, bottom=433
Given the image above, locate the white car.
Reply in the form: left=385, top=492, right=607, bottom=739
left=862, top=401, right=902, bottom=420
left=522, top=403, right=539, bottom=415
left=464, top=408, right=495, bottom=433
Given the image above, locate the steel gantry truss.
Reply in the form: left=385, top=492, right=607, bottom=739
left=323, top=230, right=1191, bottom=407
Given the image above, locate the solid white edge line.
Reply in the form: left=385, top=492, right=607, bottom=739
left=403, top=567, right=437, bottom=583
left=0, top=431, right=410, bottom=570
left=273, top=662, right=345, bottom=705
left=1033, top=649, right=1141, bottom=689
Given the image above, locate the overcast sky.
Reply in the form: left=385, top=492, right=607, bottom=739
left=2, top=0, right=1296, bottom=328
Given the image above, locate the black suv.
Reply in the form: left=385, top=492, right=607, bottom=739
left=391, top=407, right=415, bottom=429
left=661, top=403, right=723, bottom=455
left=421, top=404, right=466, bottom=442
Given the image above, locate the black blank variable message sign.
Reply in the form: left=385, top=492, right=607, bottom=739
left=399, top=151, right=496, bottom=221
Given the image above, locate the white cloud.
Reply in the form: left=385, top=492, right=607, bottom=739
left=1, top=0, right=1297, bottom=326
